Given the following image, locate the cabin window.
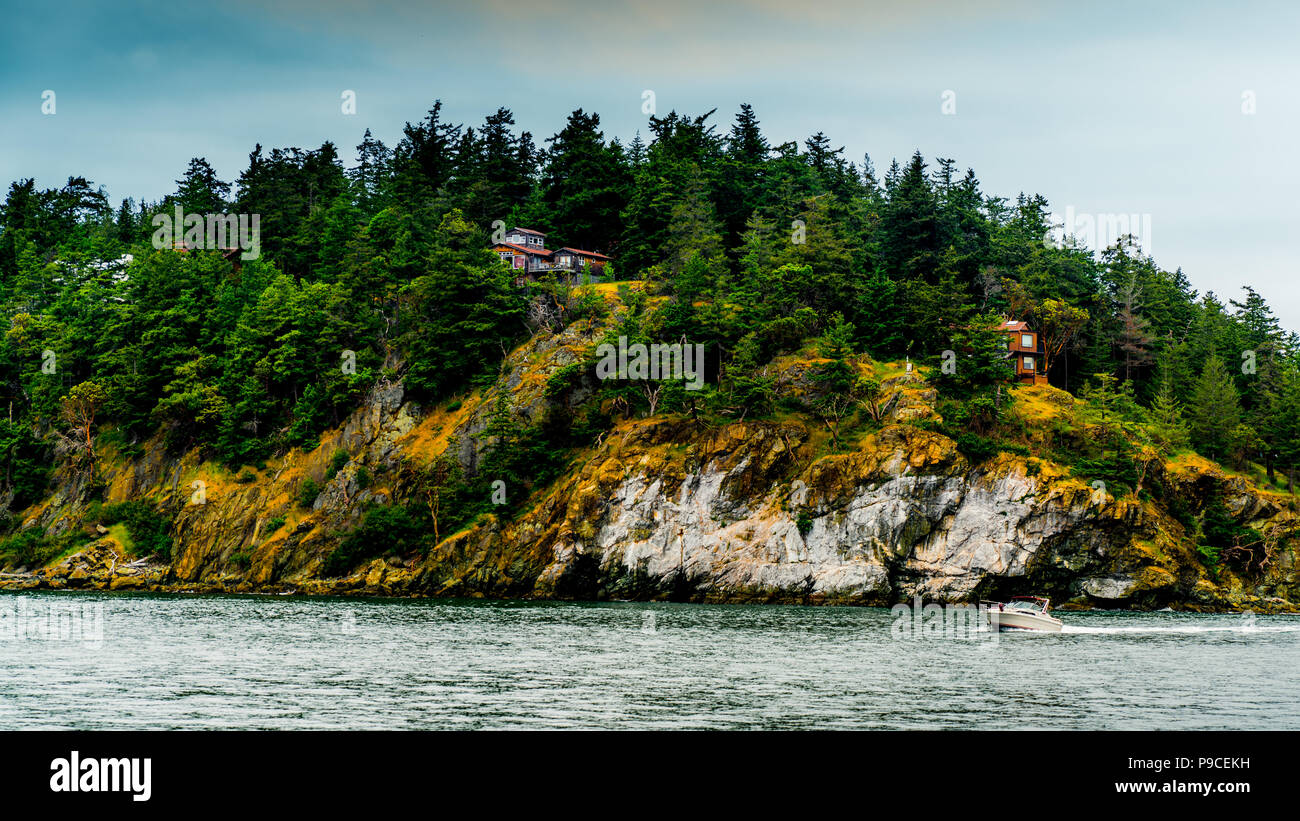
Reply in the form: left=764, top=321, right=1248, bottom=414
left=1022, top=356, right=1035, bottom=371
left=1021, top=333, right=1033, bottom=348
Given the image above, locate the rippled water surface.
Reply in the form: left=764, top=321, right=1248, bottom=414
left=2, top=591, right=1298, bottom=729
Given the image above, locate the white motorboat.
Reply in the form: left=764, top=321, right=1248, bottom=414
left=981, top=596, right=1063, bottom=632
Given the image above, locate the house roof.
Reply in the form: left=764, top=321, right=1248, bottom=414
left=170, top=241, right=243, bottom=259
left=553, top=247, right=611, bottom=260
left=493, top=242, right=612, bottom=260
left=1000, top=320, right=1032, bottom=332
left=508, top=227, right=546, bottom=237
left=492, top=242, right=552, bottom=256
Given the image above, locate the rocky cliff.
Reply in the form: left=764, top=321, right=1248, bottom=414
left=3, top=292, right=1298, bottom=612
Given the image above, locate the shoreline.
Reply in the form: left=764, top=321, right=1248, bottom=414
left=2, top=575, right=1294, bottom=614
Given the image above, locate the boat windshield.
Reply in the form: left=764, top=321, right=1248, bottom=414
left=1006, top=599, right=1044, bottom=612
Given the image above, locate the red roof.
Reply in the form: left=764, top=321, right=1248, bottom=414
left=493, top=242, right=552, bottom=256
left=1001, top=320, right=1031, bottom=332
left=554, top=247, right=611, bottom=260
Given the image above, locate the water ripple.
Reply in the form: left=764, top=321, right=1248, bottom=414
left=1, top=592, right=1297, bottom=729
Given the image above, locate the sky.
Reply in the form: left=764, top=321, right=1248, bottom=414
left=1, top=0, right=1296, bottom=328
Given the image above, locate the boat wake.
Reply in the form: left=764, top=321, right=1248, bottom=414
left=1061, top=623, right=1300, bottom=635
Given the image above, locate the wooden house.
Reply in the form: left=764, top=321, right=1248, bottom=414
left=1000, top=319, right=1048, bottom=385
left=491, top=228, right=610, bottom=281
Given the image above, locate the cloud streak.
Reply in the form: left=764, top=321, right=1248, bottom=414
left=2, top=0, right=1298, bottom=327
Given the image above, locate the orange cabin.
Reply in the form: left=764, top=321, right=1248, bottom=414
left=1000, top=319, right=1048, bottom=385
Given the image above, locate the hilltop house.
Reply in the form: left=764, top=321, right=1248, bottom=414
left=1000, top=319, right=1048, bottom=385
left=491, top=227, right=611, bottom=280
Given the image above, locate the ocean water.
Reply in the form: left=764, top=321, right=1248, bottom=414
left=2, top=591, right=1297, bottom=729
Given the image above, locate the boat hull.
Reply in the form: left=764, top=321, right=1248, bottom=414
left=987, top=610, right=1063, bottom=632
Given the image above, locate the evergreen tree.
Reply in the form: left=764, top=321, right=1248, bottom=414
left=349, top=128, right=392, bottom=217
left=1188, top=356, right=1242, bottom=458
left=173, top=157, right=231, bottom=215
left=531, top=109, right=630, bottom=253
left=879, top=152, right=940, bottom=282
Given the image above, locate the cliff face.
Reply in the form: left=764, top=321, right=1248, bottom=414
left=3, top=309, right=1298, bottom=612
left=421, top=416, right=1298, bottom=611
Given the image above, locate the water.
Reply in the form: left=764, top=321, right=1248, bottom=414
left=2, top=591, right=1298, bottom=729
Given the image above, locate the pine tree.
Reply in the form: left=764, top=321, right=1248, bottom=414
left=349, top=129, right=392, bottom=217
left=717, top=104, right=769, bottom=249
left=879, top=152, right=940, bottom=282
left=173, top=158, right=231, bottom=215
left=1188, top=356, right=1242, bottom=458
left=391, top=100, right=462, bottom=203
left=533, top=109, right=630, bottom=252
left=1148, top=381, right=1189, bottom=452
left=1115, top=275, right=1154, bottom=381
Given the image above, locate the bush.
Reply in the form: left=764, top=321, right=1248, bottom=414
left=297, top=478, right=321, bottom=508
left=1196, top=543, right=1221, bottom=576
left=236, top=469, right=258, bottom=483
left=955, top=433, right=999, bottom=463
left=326, top=448, right=349, bottom=480
left=263, top=516, right=287, bottom=534
left=101, top=501, right=172, bottom=559
left=1069, top=452, right=1139, bottom=492
left=796, top=511, right=814, bottom=538
left=0, top=529, right=67, bottom=569
left=545, top=362, right=586, bottom=399
left=321, top=505, right=426, bottom=576
left=82, top=500, right=104, bottom=525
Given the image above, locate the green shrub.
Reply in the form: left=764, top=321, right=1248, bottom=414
left=545, top=362, right=586, bottom=399
left=229, top=550, right=252, bottom=568
left=100, top=501, right=172, bottom=559
left=1069, top=452, right=1139, bottom=491
left=82, top=500, right=104, bottom=524
left=236, top=469, right=257, bottom=483
left=1164, top=492, right=1197, bottom=532
left=955, top=433, right=999, bottom=463
left=263, top=516, right=287, bottom=534
left=0, top=529, right=66, bottom=568
left=297, top=478, right=321, bottom=508
left=1196, top=543, right=1221, bottom=577
left=321, top=504, right=425, bottom=576
left=324, top=448, right=350, bottom=482
left=796, top=511, right=814, bottom=538
left=355, top=466, right=371, bottom=489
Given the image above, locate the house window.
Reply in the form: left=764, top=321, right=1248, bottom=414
left=1021, top=333, right=1033, bottom=348
left=1023, top=356, right=1035, bottom=371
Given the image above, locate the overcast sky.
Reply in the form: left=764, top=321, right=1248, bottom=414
left=2, top=0, right=1296, bottom=328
